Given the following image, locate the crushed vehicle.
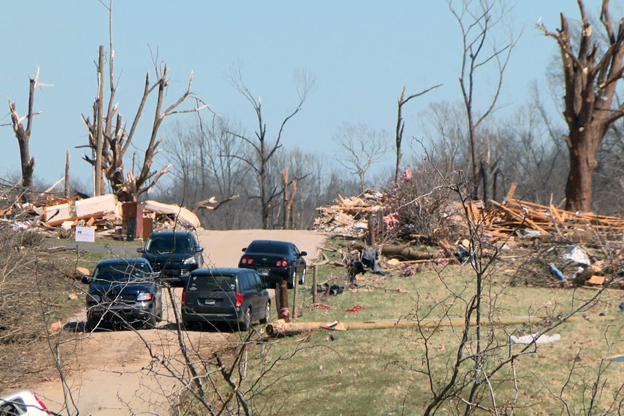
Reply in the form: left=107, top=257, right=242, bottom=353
left=83, top=258, right=163, bottom=330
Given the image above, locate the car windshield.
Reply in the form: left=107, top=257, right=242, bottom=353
left=93, top=262, right=153, bottom=282
left=145, top=235, right=192, bottom=254
left=247, top=241, right=289, bottom=255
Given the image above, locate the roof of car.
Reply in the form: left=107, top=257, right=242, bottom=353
left=148, top=231, right=195, bottom=238
left=97, top=257, right=151, bottom=266
left=191, top=267, right=252, bottom=276
left=248, top=239, right=291, bottom=246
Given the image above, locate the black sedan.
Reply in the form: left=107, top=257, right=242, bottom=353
left=83, top=258, right=163, bottom=330
left=238, top=240, right=307, bottom=288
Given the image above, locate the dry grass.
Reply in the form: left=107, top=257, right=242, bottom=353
left=225, top=244, right=624, bottom=415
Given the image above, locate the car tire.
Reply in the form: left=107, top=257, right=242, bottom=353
left=241, top=307, right=252, bottom=332
left=299, top=268, right=306, bottom=286
left=145, top=309, right=158, bottom=329
left=260, top=301, right=271, bottom=324
left=288, top=269, right=296, bottom=289
left=85, top=316, right=97, bottom=332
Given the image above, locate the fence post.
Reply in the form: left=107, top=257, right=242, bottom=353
left=313, top=264, right=318, bottom=304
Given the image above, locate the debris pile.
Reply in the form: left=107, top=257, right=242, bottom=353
left=314, top=190, right=386, bottom=237
left=313, top=181, right=624, bottom=290
left=1, top=192, right=203, bottom=239
left=468, top=198, right=624, bottom=242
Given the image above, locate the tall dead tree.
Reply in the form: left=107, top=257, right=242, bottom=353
left=7, top=68, right=50, bottom=203
left=228, top=66, right=314, bottom=229
left=81, top=1, right=204, bottom=200
left=449, top=0, right=517, bottom=203
left=394, top=84, right=441, bottom=183
left=538, top=0, right=624, bottom=212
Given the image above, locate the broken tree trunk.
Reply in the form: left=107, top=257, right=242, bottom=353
left=381, top=245, right=435, bottom=261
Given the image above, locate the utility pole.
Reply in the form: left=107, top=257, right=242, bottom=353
left=95, top=45, right=105, bottom=196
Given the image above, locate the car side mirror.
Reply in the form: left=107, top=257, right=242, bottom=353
left=242, top=247, right=246, bottom=252
left=137, top=247, right=144, bottom=253
left=81, top=276, right=91, bottom=284
left=196, top=247, right=204, bottom=253
left=300, top=251, right=307, bottom=257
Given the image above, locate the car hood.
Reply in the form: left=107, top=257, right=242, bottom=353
left=89, top=281, right=155, bottom=296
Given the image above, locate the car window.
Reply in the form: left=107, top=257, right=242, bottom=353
left=189, top=274, right=237, bottom=292
left=93, top=262, right=152, bottom=282
left=240, top=274, right=252, bottom=290
left=247, top=241, right=289, bottom=255
left=146, top=234, right=193, bottom=254
left=252, top=273, right=262, bottom=289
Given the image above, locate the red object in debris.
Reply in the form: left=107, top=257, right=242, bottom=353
left=344, top=304, right=368, bottom=312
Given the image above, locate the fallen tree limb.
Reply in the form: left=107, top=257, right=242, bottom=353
left=264, top=315, right=615, bottom=337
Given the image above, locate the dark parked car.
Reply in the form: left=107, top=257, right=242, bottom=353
left=181, top=268, right=270, bottom=331
left=83, top=258, right=162, bottom=330
left=238, top=240, right=307, bottom=288
left=138, top=231, right=204, bottom=286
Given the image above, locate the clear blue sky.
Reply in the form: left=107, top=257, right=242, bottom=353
left=0, top=1, right=588, bottom=192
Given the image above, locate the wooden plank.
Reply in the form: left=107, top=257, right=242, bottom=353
left=505, top=182, right=518, bottom=202
left=490, top=201, right=548, bottom=234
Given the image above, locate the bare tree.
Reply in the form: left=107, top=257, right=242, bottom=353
left=394, top=84, right=442, bottom=183
left=538, top=0, right=624, bottom=212
left=449, top=0, right=518, bottom=202
left=227, top=65, right=315, bottom=229
left=81, top=1, right=205, bottom=201
left=333, top=122, right=390, bottom=193
left=7, top=68, right=51, bottom=202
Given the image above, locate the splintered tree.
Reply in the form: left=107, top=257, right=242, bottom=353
left=539, top=0, right=624, bottom=212
left=227, top=65, right=314, bottom=229
left=394, top=84, right=441, bottom=183
left=7, top=68, right=51, bottom=202
left=449, top=0, right=518, bottom=203
left=82, top=1, right=204, bottom=200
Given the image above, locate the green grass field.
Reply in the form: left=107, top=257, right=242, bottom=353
left=218, top=245, right=624, bottom=415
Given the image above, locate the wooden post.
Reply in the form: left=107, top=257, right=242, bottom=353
left=313, top=264, right=318, bottom=304
left=292, top=274, right=299, bottom=320
left=367, top=212, right=376, bottom=246
left=64, top=152, right=71, bottom=198
left=277, top=279, right=290, bottom=322
left=95, top=45, right=105, bottom=196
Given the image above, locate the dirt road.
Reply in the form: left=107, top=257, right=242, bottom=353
left=32, top=230, right=327, bottom=416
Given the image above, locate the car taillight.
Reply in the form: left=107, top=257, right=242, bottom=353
left=240, top=256, right=254, bottom=265
left=181, top=291, right=186, bottom=304
left=276, top=258, right=289, bottom=267
left=34, top=394, right=48, bottom=410
left=235, top=292, right=243, bottom=307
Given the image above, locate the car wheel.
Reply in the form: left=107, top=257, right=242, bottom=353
left=241, top=307, right=252, bottom=331
left=145, top=308, right=158, bottom=329
left=288, top=269, right=295, bottom=289
left=85, top=316, right=97, bottom=332
left=299, top=268, right=306, bottom=286
left=260, top=301, right=271, bottom=324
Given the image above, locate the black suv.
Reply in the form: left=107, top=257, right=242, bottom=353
left=181, top=268, right=270, bottom=331
left=83, top=258, right=162, bottom=330
left=138, top=231, right=204, bottom=286
left=238, top=240, right=307, bottom=288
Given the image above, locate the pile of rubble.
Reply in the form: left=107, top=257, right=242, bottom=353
left=314, top=190, right=386, bottom=237
left=314, top=183, right=624, bottom=289
left=1, top=193, right=202, bottom=239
